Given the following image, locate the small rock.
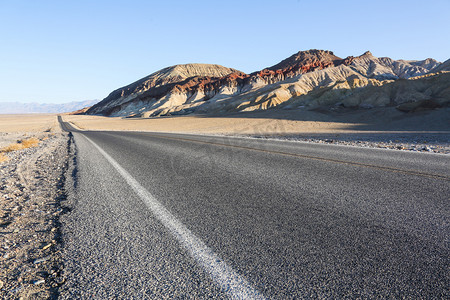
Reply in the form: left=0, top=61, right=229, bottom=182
left=0, top=279, right=3, bottom=288
left=360, top=103, right=374, bottom=109
left=33, top=256, right=51, bottom=264
left=55, top=276, right=65, bottom=284
left=33, top=279, right=45, bottom=285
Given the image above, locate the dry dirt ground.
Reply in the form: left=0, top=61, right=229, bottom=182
left=63, top=107, right=450, bottom=133
left=0, top=115, right=61, bottom=134
left=0, top=115, right=69, bottom=299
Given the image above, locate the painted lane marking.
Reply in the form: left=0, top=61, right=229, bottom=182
left=83, top=134, right=265, bottom=300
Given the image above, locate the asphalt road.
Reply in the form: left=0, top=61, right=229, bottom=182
left=58, top=117, right=449, bottom=299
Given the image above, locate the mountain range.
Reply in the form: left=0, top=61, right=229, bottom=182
left=0, top=100, right=98, bottom=114
left=86, top=50, right=450, bottom=117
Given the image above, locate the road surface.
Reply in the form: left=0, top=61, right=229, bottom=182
left=58, top=117, right=449, bottom=299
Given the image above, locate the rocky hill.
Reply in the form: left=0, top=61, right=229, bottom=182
left=431, top=58, right=450, bottom=72
left=85, top=50, right=447, bottom=117
left=87, top=64, right=243, bottom=116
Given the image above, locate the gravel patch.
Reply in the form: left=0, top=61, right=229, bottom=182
left=0, top=132, right=70, bottom=299
left=231, top=133, right=450, bottom=154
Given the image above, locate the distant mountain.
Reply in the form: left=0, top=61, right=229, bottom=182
left=85, top=50, right=448, bottom=117
left=431, top=58, right=450, bottom=72
left=0, top=100, right=98, bottom=114
left=87, top=64, right=243, bottom=116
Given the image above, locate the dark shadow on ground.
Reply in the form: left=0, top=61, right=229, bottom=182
left=128, top=107, right=450, bottom=133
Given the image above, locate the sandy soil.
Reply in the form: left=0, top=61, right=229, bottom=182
left=0, top=114, right=62, bottom=150
left=63, top=107, right=450, bottom=135
left=0, top=114, right=61, bottom=134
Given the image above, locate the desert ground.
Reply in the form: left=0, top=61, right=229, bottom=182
left=0, top=114, right=61, bottom=133
left=0, top=114, right=68, bottom=299
left=63, top=108, right=450, bottom=134
left=0, top=113, right=63, bottom=150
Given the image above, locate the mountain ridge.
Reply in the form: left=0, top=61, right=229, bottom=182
left=0, top=100, right=98, bottom=114
left=85, top=50, right=447, bottom=118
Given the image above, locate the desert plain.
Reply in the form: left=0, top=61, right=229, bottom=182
left=62, top=108, right=450, bottom=133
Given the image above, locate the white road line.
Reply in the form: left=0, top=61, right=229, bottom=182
left=83, top=134, right=265, bottom=300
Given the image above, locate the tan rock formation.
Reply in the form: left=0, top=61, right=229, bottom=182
left=86, top=50, right=447, bottom=117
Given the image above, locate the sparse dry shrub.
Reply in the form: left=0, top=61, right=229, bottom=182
left=1, top=137, right=40, bottom=153
left=21, top=137, right=39, bottom=148
left=0, top=153, right=8, bottom=163
left=2, top=143, right=24, bottom=152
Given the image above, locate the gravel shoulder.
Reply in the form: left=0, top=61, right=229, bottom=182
left=234, top=132, right=450, bottom=154
left=0, top=131, right=70, bottom=299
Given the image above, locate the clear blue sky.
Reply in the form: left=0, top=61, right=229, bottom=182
left=1, top=0, right=449, bottom=103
